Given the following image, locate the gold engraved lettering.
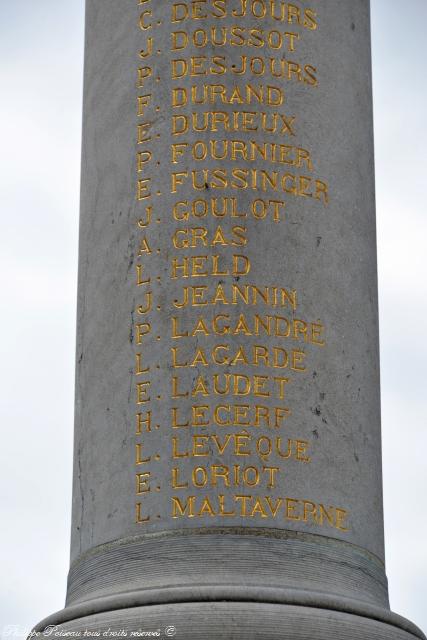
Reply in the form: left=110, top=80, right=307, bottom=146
left=136, top=472, right=151, bottom=494
left=171, top=254, right=251, bottom=278
left=136, top=411, right=152, bottom=434
left=173, top=283, right=297, bottom=309
left=136, top=380, right=151, bottom=404
left=173, top=84, right=285, bottom=107
left=171, top=314, right=324, bottom=345
left=171, top=494, right=348, bottom=531
left=135, top=501, right=150, bottom=523
left=139, top=11, right=152, bottom=31
left=136, top=265, right=150, bottom=286
left=171, top=140, right=311, bottom=169
left=136, top=443, right=151, bottom=465
left=171, top=343, right=306, bottom=371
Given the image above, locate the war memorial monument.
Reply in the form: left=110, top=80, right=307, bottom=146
left=34, top=1, right=425, bottom=638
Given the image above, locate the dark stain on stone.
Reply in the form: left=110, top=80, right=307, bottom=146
left=129, top=310, right=134, bottom=343
left=128, top=252, right=134, bottom=271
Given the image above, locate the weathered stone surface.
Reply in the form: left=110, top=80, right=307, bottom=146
left=39, top=603, right=424, bottom=640
left=33, top=0, right=425, bottom=638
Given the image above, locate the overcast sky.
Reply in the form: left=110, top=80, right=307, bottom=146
left=0, top=0, right=426, bottom=636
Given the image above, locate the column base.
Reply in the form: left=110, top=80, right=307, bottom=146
left=32, top=531, right=425, bottom=640
left=34, top=602, right=425, bottom=640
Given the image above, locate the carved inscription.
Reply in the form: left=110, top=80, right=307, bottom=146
left=133, top=0, right=349, bottom=533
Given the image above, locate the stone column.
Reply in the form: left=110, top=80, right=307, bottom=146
left=34, top=1, right=425, bottom=638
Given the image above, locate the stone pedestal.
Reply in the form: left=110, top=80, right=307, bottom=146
left=34, top=1, right=425, bottom=638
